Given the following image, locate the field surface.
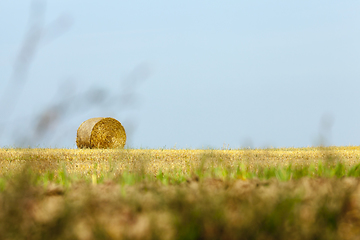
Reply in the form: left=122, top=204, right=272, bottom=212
left=1, top=146, right=360, bottom=177
left=1, top=146, right=360, bottom=240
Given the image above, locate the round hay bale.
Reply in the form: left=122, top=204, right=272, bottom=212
left=76, top=117, right=126, bottom=149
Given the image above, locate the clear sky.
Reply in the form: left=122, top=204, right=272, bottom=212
left=1, top=1, right=360, bottom=149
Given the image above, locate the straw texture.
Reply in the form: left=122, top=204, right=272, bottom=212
left=76, top=117, right=126, bottom=149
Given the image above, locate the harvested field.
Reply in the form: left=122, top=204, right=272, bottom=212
left=0, top=146, right=360, bottom=178
left=1, top=146, right=360, bottom=239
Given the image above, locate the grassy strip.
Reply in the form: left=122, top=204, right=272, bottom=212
left=0, top=160, right=357, bottom=189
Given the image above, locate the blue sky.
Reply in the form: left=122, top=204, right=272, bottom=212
left=0, top=1, right=360, bottom=149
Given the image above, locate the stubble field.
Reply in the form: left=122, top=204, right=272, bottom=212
left=1, top=146, right=360, bottom=240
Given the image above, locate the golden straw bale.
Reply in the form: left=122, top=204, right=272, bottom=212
left=76, top=117, right=126, bottom=149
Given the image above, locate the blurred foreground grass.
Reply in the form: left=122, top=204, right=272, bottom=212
left=1, top=146, right=360, bottom=239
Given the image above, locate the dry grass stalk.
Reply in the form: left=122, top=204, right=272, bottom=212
left=76, top=117, right=126, bottom=149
